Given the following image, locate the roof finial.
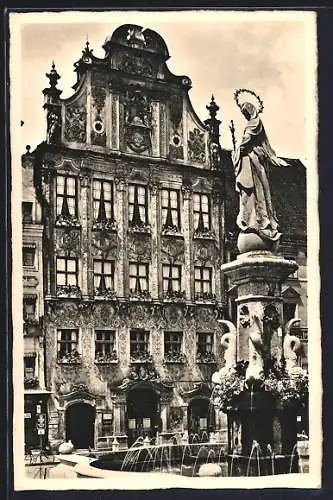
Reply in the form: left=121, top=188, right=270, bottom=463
left=206, top=95, right=219, bottom=119
left=46, top=61, right=61, bottom=89
left=82, top=36, right=93, bottom=57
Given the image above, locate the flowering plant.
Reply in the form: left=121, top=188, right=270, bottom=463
left=129, top=289, right=152, bottom=301
left=193, top=227, right=216, bottom=239
left=163, top=290, right=186, bottom=302
left=55, top=214, right=80, bottom=227
left=162, top=224, right=181, bottom=235
left=264, top=366, right=308, bottom=407
left=212, top=365, right=245, bottom=410
left=196, top=351, right=216, bottom=364
left=195, top=291, right=217, bottom=303
left=57, top=349, right=81, bottom=364
left=163, top=351, right=187, bottom=364
left=24, top=376, right=39, bottom=389
left=94, top=287, right=117, bottom=300
left=56, top=285, right=82, bottom=299
left=95, top=350, right=118, bottom=364
left=92, top=218, right=117, bottom=232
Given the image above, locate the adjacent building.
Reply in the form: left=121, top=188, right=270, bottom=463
left=23, top=24, right=307, bottom=450
left=22, top=147, right=50, bottom=450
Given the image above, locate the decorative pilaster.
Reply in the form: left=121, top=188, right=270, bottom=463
left=151, top=101, right=160, bottom=157
left=114, top=175, right=127, bottom=297
left=181, top=183, right=193, bottom=301
left=79, top=170, right=92, bottom=298
left=149, top=180, right=160, bottom=299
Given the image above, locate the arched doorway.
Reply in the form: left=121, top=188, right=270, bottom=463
left=126, top=386, right=160, bottom=447
left=65, top=402, right=95, bottom=449
left=187, top=398, right=215, bottom=442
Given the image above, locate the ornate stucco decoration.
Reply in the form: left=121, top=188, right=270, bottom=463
left=118, top=52, right=156, bottom=78
left=91, top=231, right=119, bottom=260
left=161, top=236, right=185, bottom=264
left=91, top=81, right=107, bottom=146
left=127, top=232, right=152, bottom=261
left=55, top=227, right=81, bottom=257
left=123, top=87, right=152, bottom=153
left=188, top=128, right=206, bottom=164
left=64, top=104, right=87, bottom=143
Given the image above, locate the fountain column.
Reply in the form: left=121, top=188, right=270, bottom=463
left=220, top=250, right=298, bottom=467
left=221, top=251, right=297, bottom=367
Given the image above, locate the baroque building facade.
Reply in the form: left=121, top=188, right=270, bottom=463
left=25, top=24, right=307, bottom=449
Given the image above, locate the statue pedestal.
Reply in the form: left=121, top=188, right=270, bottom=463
left=220, top=251, right=300, bottom=474
left=221, top=251, right=297, bottom=363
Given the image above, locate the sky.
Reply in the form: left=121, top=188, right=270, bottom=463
left=12, top=10, right=317, bottom=162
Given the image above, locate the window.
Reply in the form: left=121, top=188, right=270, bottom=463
left=193, top=193, right=211, bottom=231
left=56, top=175, right=77, bottom=217
left=129, top=262, right=149, bottom=293
left=196, top=332, right=215, bottom=363
left=22, top=246, right=35, bottom=267
left=24, top=355, right=36, bottom=379
left=94, top=259, right=115, bottom=293
left=283, top=303, right=297, bottom=324
left=194, top=266, right=212, bottom=297
left=129, top=184, right=148, bottom=227
left=164, top=332, right=185, bottom=362
left=161, top=189, right=180, bottom=230
left=130, top=329, right=150, bottom=361
left=163, top=264, right=181, bottom=294
left=22, top=202, right=33, bottom=223
left=56, top=257, right=78, bottom=286
left=93, top=180, right=114, bottom=222
left=95, top=330, right=117, bottom=362
left=57, top=329, right=80, bottom=363
left=23, top=297, right=36, bottom=321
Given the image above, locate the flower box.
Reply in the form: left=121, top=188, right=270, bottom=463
left=92, top=219, right=117, bottom=232
left=163, top=290, right=186, bottom=302
left=161, top=225, right=183, bottom=238
left=195, top=292, right=217, bottom=304
left=56, top=285, right=82, bottom=299
left=128, top=222, right=151, bottom=234
left=57, top=351, right=82, bottom=365
left=95, top=351, right=118, bottom=364
left=193, top=228, right=216, bottom=240
left=55, top=214, right=81, bottom=228
left=24, top=376, right=39, bottom=389
left=129, top=289, right=152, bottom=301
left=130, top=353, right=154, bottom=364
left=94, top=288, right=117, bottom=300
left=163, top=352, right=187, bottom=364
left=196, top=352, right=216, bottom=364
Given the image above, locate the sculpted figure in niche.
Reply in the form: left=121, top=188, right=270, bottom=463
left=231, top=90, right=289, bottom=253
